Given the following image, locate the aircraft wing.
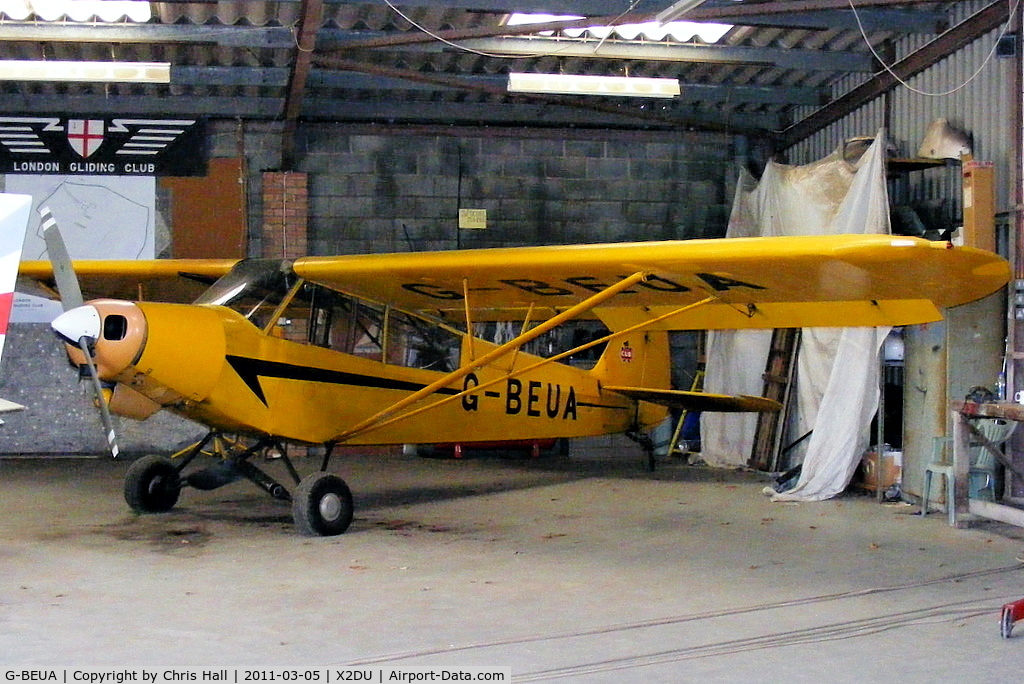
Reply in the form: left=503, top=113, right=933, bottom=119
left=604, top=386, right=781, bottom=413
left=294, top=235, right=1010, bottom=330
left=18, top=258, right=240, bottom=303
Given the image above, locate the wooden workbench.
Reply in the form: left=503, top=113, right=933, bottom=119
left=950, top=400, right=1024, bottom=527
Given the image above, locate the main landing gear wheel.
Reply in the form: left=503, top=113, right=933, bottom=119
left=124, top=455, right=181, bottom=513
left=292, top=472, right=354, bottom=537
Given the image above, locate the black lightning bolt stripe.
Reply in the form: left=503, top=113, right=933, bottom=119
left=225, top=355, right=460, bottom=406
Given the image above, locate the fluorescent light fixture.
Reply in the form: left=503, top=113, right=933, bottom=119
left=656, top=0, right=709, bottom=24
left=0, top=60, right=171, bottom=83
left=508, top=72, right=680, bottom=98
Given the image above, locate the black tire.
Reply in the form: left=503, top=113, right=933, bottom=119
left=292, top=472, right=354, bottom=536
left=124, top=455, right=181, bottom=513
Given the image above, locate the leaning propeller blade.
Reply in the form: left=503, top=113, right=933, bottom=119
left=77, top=338, right=120, bottom=459
left=40, top=206, right=119, bottom=458
left=39, top=206, right=84, bottom=311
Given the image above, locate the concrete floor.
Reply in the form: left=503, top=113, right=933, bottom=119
left=3, top=450, right=1024, bottom=682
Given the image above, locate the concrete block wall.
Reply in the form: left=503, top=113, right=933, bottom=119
left=0, top=325, right=204, bottom=456
left=203, top=122, right=738, bottom=258
left=291, top=126, right=736, bottom=256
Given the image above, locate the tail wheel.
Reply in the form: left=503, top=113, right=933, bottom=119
left=293, top=472, right=354, bottom=536
left=124, top=455, right=181, bottom=513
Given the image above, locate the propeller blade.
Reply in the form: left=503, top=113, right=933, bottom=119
left=39, top=206, right=84, bottom=311
left=40, top=206, right=120, bottom=459
left=77, top=337, right=120, bottom=459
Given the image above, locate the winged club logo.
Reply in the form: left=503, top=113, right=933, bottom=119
left=0, top=116, right=205, bottom=176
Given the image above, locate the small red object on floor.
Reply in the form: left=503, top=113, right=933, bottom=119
left=1000, top=598, right=1024, bottom=638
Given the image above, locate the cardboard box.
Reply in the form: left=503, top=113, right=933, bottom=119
left=860, top=450, right=902, bottom=492
left=962, top=160, right=994, bottom=253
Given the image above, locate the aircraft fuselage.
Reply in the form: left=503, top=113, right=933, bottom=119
left=62, top=298, right=666, bottom=447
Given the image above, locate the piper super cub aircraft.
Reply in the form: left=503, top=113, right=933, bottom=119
left=17, top=206, right=1011, bottom=535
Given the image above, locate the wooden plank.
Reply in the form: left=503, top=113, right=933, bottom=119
left=160, top=158, right=247, bottom=259
left=749, top=328, right=799, bottom=470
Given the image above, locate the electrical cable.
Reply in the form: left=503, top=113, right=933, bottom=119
left=381, top=0, right=648, bottom=61
left=381, top=0, right=553, bottom=59
left=849, top=0, right=1021, bottom=97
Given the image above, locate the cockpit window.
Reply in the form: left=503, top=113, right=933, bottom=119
left=304, top=283, right=461, bottom=372
left=194, top=259, right=297, bottom=327
left=197, top=262, right=462, bottom=372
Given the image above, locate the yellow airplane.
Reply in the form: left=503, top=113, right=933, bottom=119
left=18, top=229, right=1010, bottom=535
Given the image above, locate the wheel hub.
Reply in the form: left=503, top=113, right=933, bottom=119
left=319, top=493, right=343, bottom=522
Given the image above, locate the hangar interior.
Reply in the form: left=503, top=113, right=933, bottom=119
left=3, top=0, right=1024, bottom=678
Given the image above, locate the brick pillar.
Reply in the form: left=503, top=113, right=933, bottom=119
left=261, top=171, right=308, bottom=259
left=261, top=171, right=310, bottom=458
left=262, top=171, right=309, bottom=341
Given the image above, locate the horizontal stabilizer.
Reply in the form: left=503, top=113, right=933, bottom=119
left=604, top=385, right=781, bottom=413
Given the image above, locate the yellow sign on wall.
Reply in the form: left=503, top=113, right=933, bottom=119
left=458, top=208, right=487, bottom=230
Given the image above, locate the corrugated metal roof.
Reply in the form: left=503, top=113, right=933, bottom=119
left=0, top=1, right=1005, bottom=154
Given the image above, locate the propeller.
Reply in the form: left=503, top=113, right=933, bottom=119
left=41, top=206, right=121, bottom=459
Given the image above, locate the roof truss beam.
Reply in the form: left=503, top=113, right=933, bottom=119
left=154, top=65, right=826, bottom=108
left=697, top=0, right=946, bottom=32
left=0, top=22, right=297, bottom=47
left=310, top=0, right=947, bottom=31
left=281, top=0, right=325, bottom=169
left=0, top=4, right=947, bottom=51
left=306, top=70, right=826, bottom=106
left=0, top=93, right=282, bottom=117
left=0, top=89, right=783, bottom=131
left=302, top=99, right=783, bottom=131
left=701, top=9, right=943, bottom=33
left=314, top=54, right=777, bottom=133
left=448, top=36, right=875, bottom=72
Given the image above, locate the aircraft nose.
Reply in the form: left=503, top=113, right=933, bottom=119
left=52, top=300, right=148, bottom=381
left=52, top=304, right=101, bottom=343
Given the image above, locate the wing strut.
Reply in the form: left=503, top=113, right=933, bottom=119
left=463, top=278, right=476, bottom=362
left=333, top=292, right=720, bottom=444
left=331, top=271, right=652, bottom=444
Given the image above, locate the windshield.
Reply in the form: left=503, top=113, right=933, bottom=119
left=193, top=259, right=296, bottom=325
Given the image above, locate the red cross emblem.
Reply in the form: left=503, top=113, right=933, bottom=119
left=67, top=119, right=105, bottom=158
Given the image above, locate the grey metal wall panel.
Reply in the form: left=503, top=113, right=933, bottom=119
left=788, top=0, right=1014, bottom=215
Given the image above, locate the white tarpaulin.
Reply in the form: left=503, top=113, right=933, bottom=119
left=702, top=132, right=891, bottom=501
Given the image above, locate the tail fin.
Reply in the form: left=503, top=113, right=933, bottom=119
left=592, top=329, right=781, bottom=416
left=589, top=330, right=672, bottom=391
left=0, top=194, right=31, bottom=418
left=589, top=331, right=672, bottom=430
